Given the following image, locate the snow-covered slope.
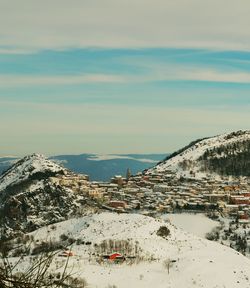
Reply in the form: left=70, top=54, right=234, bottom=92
left=0, top=154, right=86, bottom=239
left=19, top=212, right=250, bottom=288
left=0, top=153, right=65, bottom=192
left=150, top=130, right=250, bottom=178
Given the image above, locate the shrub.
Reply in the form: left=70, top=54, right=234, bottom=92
left=31, top=241, right=63, bottom=255
left=60, top=234, right=69, bottom=241
left=157, top=226, right=170, bottom=238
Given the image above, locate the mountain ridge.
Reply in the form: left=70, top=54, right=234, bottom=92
left=150, top=130, right=250, bottom=179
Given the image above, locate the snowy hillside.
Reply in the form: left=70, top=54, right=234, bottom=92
left=150, top=130, right=250, bottom=178
left=0, top=154, right=89, bottom=239
left=14, top=212, right=250, bottom=288
left=0, top=153, right=65, bottom=192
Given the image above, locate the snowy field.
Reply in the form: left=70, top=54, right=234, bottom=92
left=161, top=213, right=219, bottom=238
left=8, top=212, right=249, bottom=288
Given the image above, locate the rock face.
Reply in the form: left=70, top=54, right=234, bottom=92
left=150, top=130, right=250, bottom=179
left=0, top=154, right=81, bottom=239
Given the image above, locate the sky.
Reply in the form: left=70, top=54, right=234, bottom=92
left=0, top=0, right=250, bottom=156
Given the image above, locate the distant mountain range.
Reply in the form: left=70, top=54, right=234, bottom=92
left=0, top=154, right=167, bottom=181
left=2, top=130, right=250, bottom=181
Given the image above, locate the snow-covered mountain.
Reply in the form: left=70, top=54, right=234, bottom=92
left=0, top=153, right=66, bottom=192
left=150, top=130, right=250, bottom=179
left=13, top=212, right=250, bottom=288
left=0, top=154, right=89, bottom=239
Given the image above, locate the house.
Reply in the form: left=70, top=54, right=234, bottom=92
left=59, top=250, right=74, bottom=257
left=230, top=196, right=249, bottom=205
left=109, top=253, right=123, bottom=260
left=108, top=200, right=127, bottom=209
left=238, top=219, right=250, bottom=225
left=101, top=253, right=125, bottom=262
left=223, top=204, right=239, bottom=215
left=88, top=188, right=104, bottom=199
left=111, top=175, right=125, bottom=186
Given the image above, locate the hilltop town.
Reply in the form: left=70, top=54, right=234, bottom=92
left=47, top=164, right=250, bottom=256
left=51, top=169, right=250, bottom=220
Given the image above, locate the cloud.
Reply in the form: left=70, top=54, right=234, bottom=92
left=1, top=0, right=250, bottom=51
left=147, top=66, right=250, bottom=84
left=0, top=74, right=126, bottom=86
left=180, top=70, right=250, bottom=83
left=2, top=67, right=250, bottom=87
left=0, top=101, right=249, bottom=155
left=1, top=101, right=249, bottom=135
left=119, top=58, right=250, bottom=84
left=87, top=154, right=157, bottom=163
left=0, top=48, right=36, bottom=54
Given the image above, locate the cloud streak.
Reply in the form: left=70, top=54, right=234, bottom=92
left=0, top=101, right=249, bottom=155
left=1, top=0, right=250, bottom=51
left=0, top=74, right=126, bottom=86
left=2, top=68, right=250, bottom=87
left=0, top=48, right=37, bottom=55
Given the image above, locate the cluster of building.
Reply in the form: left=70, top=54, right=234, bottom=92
left=104, top=172, right=250, bottom=222
left=50, top=170, right=250, bottom=223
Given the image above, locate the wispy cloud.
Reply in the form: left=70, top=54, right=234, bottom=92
left=87, top=154, right=157, bottom=163
left=2, top=67, right=250, bottom=87
left=0, top=74, right=126, bottom=86
left=149, top=68, right=250, bottom=84
left=0, top=48, right=37, bottom=55
left=1, top=0, right=250, bottom=51
left=0, top=101, right=249, bottom=155
left=121, top=58, right=250, bottom=84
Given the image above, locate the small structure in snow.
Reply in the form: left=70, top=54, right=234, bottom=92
left=59, top=250, right=74, bottom=257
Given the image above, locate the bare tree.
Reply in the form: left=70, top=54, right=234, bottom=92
left=0, top=250, right=87, bottom=287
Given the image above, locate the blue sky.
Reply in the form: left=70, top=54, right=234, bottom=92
left=0, top=1, right=250, bottom=156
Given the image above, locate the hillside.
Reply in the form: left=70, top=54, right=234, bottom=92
left=0, top=153, right=65, bottom=192
left=11, top=212, right=250, bottom=288
left=150, top=130, right=250, bottom=179
left=0, top=154, right=92, bottom=239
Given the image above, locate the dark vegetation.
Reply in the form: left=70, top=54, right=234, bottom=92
left=0, top=182, right=78, bottom=241
left=199, top=139, right=250, bottom=176
left=156, top=226, right=170, bottom=239
left=206, top=220, right=250, bottom=256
